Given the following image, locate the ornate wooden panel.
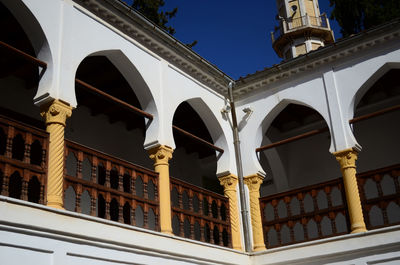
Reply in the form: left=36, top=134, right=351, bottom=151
left=358, top=164, right=400, bottom=229
left=64, top=140, right=159, bottom=231
left=0, top=114, right=48, bottom=204
left=170, top=177, right=231, bottom=248
left=260, top=178, right=350, bottom=248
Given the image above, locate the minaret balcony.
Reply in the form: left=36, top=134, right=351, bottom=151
left=271, top=13, right=335, bottom=57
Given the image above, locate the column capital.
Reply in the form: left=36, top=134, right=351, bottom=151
left=218, top=173, right=238, bottom=192
left=148, top=145, right=173, bottom=166
left=333, top=148, right=358, bottom=170
left=244, top=173, right=264, bottom=192
left=40, top=99, right=72, bottom=127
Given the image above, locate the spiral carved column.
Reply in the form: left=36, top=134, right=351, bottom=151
left=148, top=145, right=173, bottom=234
left=334, top=148, right=367, bottom=233
left=41, top=100, right=72, bottom=209
left=218, top=173, right=243, bottom=251
left=244, top=174, right=266, bottom=251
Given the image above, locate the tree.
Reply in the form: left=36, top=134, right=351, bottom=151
left=131, top=0, right=177, bottom=35
left=329, top=0, right=400, bottom=37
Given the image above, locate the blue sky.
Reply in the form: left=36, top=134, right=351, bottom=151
left=123, top=1, right=341, bottom=79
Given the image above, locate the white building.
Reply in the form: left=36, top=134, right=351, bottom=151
left=0, top=0, right=399, bottom=264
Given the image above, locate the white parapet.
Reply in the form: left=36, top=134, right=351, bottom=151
left=0, top=196, right=248, bottom=265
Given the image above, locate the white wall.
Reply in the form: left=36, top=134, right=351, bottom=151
left=0, top=197, right=248, bottom=265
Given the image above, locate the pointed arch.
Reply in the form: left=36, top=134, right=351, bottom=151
left=2, top=0, right=53, bottom=104
left=350, top=63, right=400, bottom=172
left=350, top=62, right=400, bottom=118
left=73, top=49, right=159, bottom=149
left=0, top=0, right=52, bottom=120
left=256, top=99, right=335, bottom=194
left=171, top=97, right=231, bottom=177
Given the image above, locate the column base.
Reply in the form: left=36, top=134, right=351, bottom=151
left=46, top=195, right=64, bottom=209
left=161, top=229, right=173, bottom=235
left=350, top=223, right=367, bottom=233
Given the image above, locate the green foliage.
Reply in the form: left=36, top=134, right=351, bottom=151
left=131, top=0, right=177, bottom=35
left=329, top=0, right=400, bottom=37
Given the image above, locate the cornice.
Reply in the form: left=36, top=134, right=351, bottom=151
left=234, top=19, right=400, bottom=100
left=73, top=0, right=232, bottom=97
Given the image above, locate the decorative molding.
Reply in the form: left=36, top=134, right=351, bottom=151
left=40, top=100, right=72, bottom=127
left=73, top=0, right=231, bottom=97
left=235, top=22, right=400, bottom=99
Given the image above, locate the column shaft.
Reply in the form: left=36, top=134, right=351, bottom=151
left=334, top=148, right=367, bottom=233
left=148, top=145, right=173, bottom=234
left=40, top=100, right=72, bottom=209
left=244, top=174, right=266, bottom=251
left=218, top=173, right=243, bottom=251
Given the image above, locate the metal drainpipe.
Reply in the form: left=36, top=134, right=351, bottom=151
left=227, top=81, right=252, bottom=252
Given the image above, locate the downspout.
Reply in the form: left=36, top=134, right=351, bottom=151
left=227, top=81, right=252, bottom=252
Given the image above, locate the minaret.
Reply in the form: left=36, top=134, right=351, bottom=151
left=271, top=0, right=334, bottom=60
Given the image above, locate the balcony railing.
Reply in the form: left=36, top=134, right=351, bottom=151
left=260, top=178, right=349, bottom=248
left=358, top=164, right=400, bottom=229
left=64, top=140, right=160, bottom=231
left=0, top=115, right=48, bottom=204
left=271, top=14, right=330, bottom=43
left=260, top=164, right=400, bottom=248
left=170, top=177, right=231, bottom=247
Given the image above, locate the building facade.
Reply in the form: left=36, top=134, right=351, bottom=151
left=1, top=0, right=400, bottom=264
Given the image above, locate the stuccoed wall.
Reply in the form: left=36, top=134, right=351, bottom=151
left=235, top=34, right=400, bottom=192
left=0, top=197, right=248, bottom=265
left=2, top=196, right=400, bottom=265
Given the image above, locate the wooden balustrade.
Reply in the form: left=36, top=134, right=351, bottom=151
left=170, top=177, right=231, bottom=247
left=0, top=114, right=48, bottom=204
left=357, top=164, right=400, bottom=229
left=64, top=140, right=159, bottom=231
left=260, top=178, right=350, bottom=248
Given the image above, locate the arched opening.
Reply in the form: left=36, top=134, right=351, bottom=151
left=259, top=103, right=337, bottom=196
left=27, top=176, right=41, bottom=203
left=352, top=68, right=400, bottom=230
left=353, top=69, right=400, bottom=172
left=170, top=101, right=222, bottom=194
left=0, top=1, right=49, bottom=205
left=68, top=54, right=153, bottom=169
left=0, top=2, right=46, bottom=126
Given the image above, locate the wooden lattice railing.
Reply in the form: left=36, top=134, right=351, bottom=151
left=0, top=114, right=48, bottom=204
left=358, top=164, right=400, bottom=229
left=260, top=164, right=400, bottom=248
left=64, top=140, right=159, bottom=231
left=260, top=178, right=350, bottom=248
left=170, top=177, right=231, bottom=247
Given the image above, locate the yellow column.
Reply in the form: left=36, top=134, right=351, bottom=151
left=40, top=99, right=72, bottom=209
left=148, top=145, right=173, bottom=235
left=334, top=148, right=367, bottom=233
left=244, top=174, right=266, bottom=251
left=218, top=173, right=243, bottom=251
